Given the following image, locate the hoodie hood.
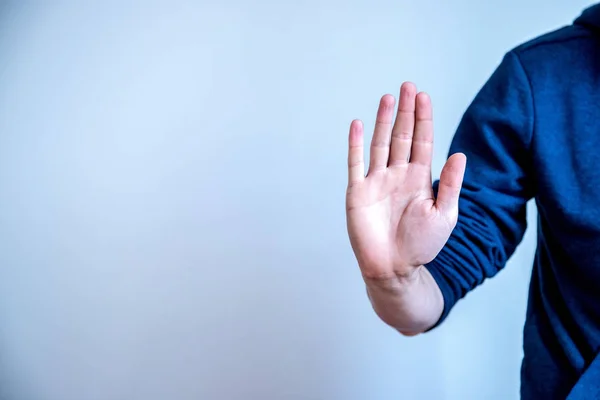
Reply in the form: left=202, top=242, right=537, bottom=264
left=574, top=3, right=600, bottom=30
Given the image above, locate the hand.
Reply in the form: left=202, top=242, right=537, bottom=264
left=346, top=82, right=466, bottom=284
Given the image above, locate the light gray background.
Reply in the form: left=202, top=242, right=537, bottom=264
left=0, top=1, right=594, bottom=399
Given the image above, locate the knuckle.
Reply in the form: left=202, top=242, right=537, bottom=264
left=371, top=139, right=390, bottom=147
left=392, top=130, right=413, bottom=140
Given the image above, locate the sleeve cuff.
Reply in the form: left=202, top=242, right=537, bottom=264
left=424, top=251, right=459, bottom=331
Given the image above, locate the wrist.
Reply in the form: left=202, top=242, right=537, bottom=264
left=364, top=266, right=442, bottom=333
left=362, top=264, right=423, bottom=293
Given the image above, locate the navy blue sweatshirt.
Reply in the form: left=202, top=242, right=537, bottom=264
left=425, top=4, right=600, bottom=399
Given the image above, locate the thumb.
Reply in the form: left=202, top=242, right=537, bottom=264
left=435, top=153, right=467, bottom=220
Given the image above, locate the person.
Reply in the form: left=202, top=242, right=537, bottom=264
left=346, top=3, right=600, bottom=399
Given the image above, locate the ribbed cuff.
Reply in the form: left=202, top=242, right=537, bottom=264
left=424, top=252, right=459, bottom=331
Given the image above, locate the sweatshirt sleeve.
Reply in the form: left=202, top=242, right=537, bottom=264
left=425, top=50, right=535, bottom=328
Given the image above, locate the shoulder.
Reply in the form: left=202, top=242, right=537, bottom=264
left=508, top=24, right=599, bottom=71
left=513, top=25, right=594, bottom=55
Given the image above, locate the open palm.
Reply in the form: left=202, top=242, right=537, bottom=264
left=346, top=83, right=466, bottom=282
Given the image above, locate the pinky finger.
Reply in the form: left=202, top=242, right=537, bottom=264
left=348, top=119, right=365, bottom=186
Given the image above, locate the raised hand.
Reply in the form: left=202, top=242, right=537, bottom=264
left=346, top=82, right=466, bottom=285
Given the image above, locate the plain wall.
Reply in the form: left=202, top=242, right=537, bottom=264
left=0, top=1, right=594, bottom=399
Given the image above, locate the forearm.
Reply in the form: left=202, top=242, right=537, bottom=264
left=365, top=266, right=444, bottom=335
